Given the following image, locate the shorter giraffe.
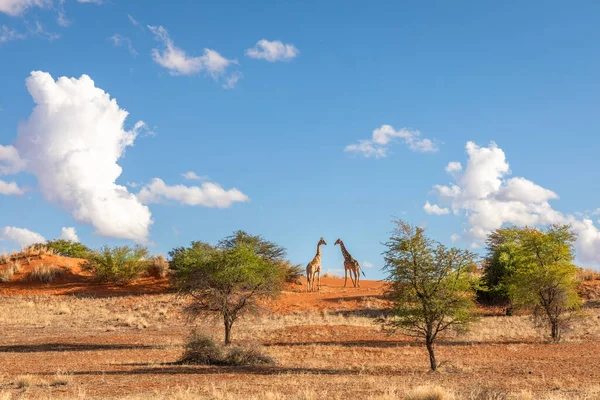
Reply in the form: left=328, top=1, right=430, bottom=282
left=306, top=237, right=327, bottom=292
left=334, top=238, right=365, bottom=288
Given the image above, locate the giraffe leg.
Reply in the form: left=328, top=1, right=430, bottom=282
left=344, top=268, right=348, bottom=287
left=349, top=266, right=356, bottom=287
left=317, top=270, right=321, bottom=292
left=357, top=269, right=360, bottom=287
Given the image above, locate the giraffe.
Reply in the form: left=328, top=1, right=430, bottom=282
left=306, top=237, right=327, bottom=292
left=334, top=239, right=365, bottom=288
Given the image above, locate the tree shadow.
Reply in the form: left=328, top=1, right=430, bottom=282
left=263, top=338, right=537, bottom=348
left=0, top=343, right=164, bottom=353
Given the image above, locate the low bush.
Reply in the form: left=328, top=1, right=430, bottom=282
left=278, top=260, right=304, bottom=284
left=82, top=246, right=149, bottom=284
left=179, top=330, right=274, bottom=366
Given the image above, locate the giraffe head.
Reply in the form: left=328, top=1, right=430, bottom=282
left=319, top=237, right=327, bottom=246
left=334, top=238, right=342, bottom=246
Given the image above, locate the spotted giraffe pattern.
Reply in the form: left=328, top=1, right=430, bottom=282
left=335, top=239, right=364, bottom=288
left=306, top=237, right=326, bottom=292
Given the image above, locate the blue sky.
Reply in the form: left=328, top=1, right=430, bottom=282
left=1, top=1, right=600, bottom=277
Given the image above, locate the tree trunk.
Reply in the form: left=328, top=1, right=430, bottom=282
left=425, top=337, right=437, bottom=371
left=224, top=316, right=233, bottom=345
left=551, top=320, right=560, bottom=342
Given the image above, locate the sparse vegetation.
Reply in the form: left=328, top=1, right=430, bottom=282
left=174, top=231, right=285, bottom=345
left=27, top=263, right=65, bottom=283
left=180, top=330, right=274, bottom=366
left=382, top=220, right=481, bottom=371
left=82, top=245, right=150, bottom=284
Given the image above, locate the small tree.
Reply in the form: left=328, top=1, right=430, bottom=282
left=504, top=225, right=582, bottom=342
left=82, top=245, right=149, bottom=284
left=382, top=220, right=480, bottom=371
left=174, top=232, right=284, bottom=345
left=44, top=239, right=91, bottom=259
left=482, top=226, right=523, bottom=303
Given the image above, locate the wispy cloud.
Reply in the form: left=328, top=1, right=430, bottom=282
left=110, top=34, right=138, bottom=57
left=345, top=125, right=438, bottom=158
left=246, top=39, right=299, bottom=62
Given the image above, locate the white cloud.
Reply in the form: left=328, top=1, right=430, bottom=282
left=148, top=25, right=237, bottom=81
left=428, top=141, right=600, bottom=265
left=181, top=171, right=208, bottom=181
left=344, top=140, right=387, bottom=158
left=0, top=0, right=50, bottom=16
left=28, top=20, right=59, bottom=41
left=128, top=14, right=139, bottom=26
left=223, top=71, right=242, bottom=89
left=110, top=34, right=137, bottom=57
left=11, top=71, right=153, bottom=242
left=445, top=161, right=462, bottom=174
left=345, top=125, right=438, bottom=158
left=59, top=226, right=79, bottom=242
left=363, top=261, right=374, bottom=268
left=450, top=233, right=460, bottom=243
left=0, top=180, right=24, bottom=195
left=0, top=25, right=26, bottom=43
left=137, top=178, right=249, bottom=208
left=471, top=242, right=481, bottom=249
left=423, top=201, right=450, bottom=215
left=0, top=226, right=45, bottom=248
left=592, top=209, right=600, bottom=216
left=245, top=39, right=299, bottom=62
left=0, top=144, right=25, bottom=175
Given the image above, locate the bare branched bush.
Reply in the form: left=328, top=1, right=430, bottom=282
left=28, top=264, right=65, bottom=283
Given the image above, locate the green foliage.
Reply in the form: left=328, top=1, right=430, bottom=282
left=504, top=225, right=582, bottom=341
left=179, top=330, right=274, bottom=366
left=382, top=220, right=480, bottom=371
left=82, top=245, right=150, bottom=284
left=174, top=231, right=285, bottom=344
left=482, top=226, right=523, bottom=302
left=44, top=239, right=91, bottom=259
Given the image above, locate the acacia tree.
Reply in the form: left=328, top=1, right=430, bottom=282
left=482, top=226, right=523, bottom=304
left=504, top=225, right=581, bottom=342
left=382, top=220, right=480, bottom=371
left=174, top=232, right=284, bottom=345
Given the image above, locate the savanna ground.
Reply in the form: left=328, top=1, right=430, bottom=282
left=1, top=256, right=600, bottom=399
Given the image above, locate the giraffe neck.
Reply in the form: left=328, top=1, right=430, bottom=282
left=339, top=241, right=352, bottom=260
left=315, top=242, right=323, bottom=259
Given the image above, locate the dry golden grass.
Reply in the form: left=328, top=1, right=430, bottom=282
left=0, top=295, right=599, bottom=399
left=27, top=264, right=65, bottom=283
left=577, top=267, right=600, bottom=282
left=147, top=255, right=169, bottom=279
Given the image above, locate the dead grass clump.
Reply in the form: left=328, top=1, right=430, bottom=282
left=51, top=371, right=73, bottom=386
left=180, top=331, right=274, bottom=366
left=405, top=386, right=453, bottom=400
left=578, top=267, right=600, bottom=281
left=28, top=264, right=65, bottom=283
left=0, top=253, right=9, bottom=264
left=467, top=387, right=509, bottom=400
left=15, top=374, right=34, bottom=389
left=148, top=255, right=169, bottom=278
left=0, top=266, right=14, bottom=283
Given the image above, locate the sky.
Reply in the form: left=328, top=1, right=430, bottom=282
left=1, top=0, right=600, bottom=277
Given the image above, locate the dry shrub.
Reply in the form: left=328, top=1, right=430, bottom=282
left=405, top=386, right=453, bottom=400
left=28, top=264, right=65, bottom=283
left=148, top=255, right=169, bottom=278
left=578, top=267, right=600, bottom=281
left=180, top=330, right=274, bottom=366
left=0, top=265, right=15, bottom=283
left=0, top=253, right=8, bottom=264
left=51, top=371, right=72, bottom=386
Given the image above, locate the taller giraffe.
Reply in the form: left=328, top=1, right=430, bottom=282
left=334, top=239, right=365, bottom=288
left=306, top=237, right=327, bottom=292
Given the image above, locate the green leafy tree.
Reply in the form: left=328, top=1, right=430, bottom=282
left=482, top=226, right=523, bottom=303
left=382, top=220, right=480, bottom=371
left=82, top=246, right=150, bottom=284
left=504, top=225, right=582, bottom=342
left=174, top=232, right=285, bottom=345
left=44, top=239, right=91, bottom=259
